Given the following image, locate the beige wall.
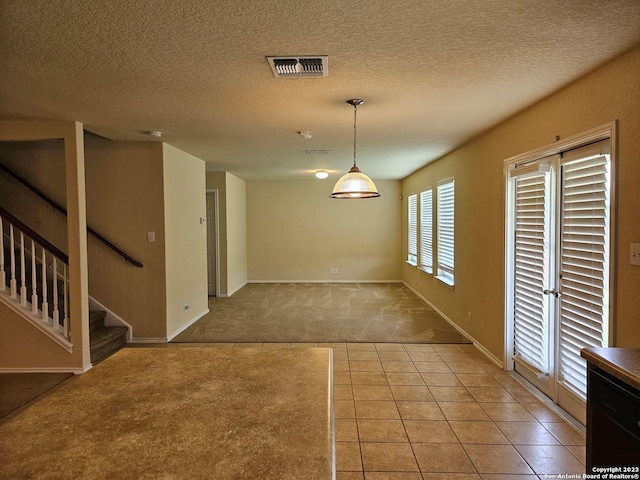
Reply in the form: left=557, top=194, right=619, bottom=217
left=0, top=140, right=68, bottom=250
left=83, top=134, right=168, bottom=338
left=162, top=143, right=208, bottom=338
left=402, top=45, right=640, bottom=358
left=247, top=180, right=402, bottom=282
left=0, top=302, right=82, bottom=370
left=226, top=173, right=247, bottom=294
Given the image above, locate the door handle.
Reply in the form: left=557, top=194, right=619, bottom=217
left=543, top=289, right=562, bottom=297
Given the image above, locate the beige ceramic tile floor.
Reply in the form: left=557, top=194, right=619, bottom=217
left=327, top=342, right=586, bottom=480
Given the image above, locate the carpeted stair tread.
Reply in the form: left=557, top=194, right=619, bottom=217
left=90, top=326, right=128, bottom=364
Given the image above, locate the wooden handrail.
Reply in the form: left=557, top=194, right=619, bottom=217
left=0, top=205, right=69, bottom=264
left=0, top=163, right=143, bottom=267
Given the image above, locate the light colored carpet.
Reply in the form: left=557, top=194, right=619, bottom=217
left=173, top=283, right=471, bottom=344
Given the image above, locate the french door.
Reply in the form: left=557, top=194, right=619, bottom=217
left=505, top=134, right=613, bottom=424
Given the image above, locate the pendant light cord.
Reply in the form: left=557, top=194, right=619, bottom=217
left=353, top=102, right=358, bottom=167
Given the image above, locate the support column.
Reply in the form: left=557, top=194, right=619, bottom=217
left=64, top=122, right=90, bottom=370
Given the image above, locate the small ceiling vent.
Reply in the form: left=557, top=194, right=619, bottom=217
left=305, top=150, right=329, bottom=155
left=267, top=56, right=328, bottom=78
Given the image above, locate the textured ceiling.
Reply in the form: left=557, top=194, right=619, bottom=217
left=1, top=0, right=639, bottom=181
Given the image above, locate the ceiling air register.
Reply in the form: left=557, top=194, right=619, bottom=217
left=267, top=56, right=328, bottom=77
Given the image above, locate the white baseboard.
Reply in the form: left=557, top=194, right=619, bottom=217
left=402, top=281, right=503, bottom=369
left=469, top=338, right=503, bottom=368
left=89, top=295, right=133, bottom=342
left=247, top=280, right=403, bottom=284
left=167, top=308, right=209, bottom=342
left=0, top=365, right=91, bottom=374
left=130, top=337, right=168, bottom=344
left=219, top=281, right=248, bottom=298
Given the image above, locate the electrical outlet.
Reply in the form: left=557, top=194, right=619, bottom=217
left=147, top=231, right=155, bottom=242
left=334, top=268, right=338, bottom=275
left=631, top=243, right=640, bottom=266
left=330, top=268, right=338, bottom=275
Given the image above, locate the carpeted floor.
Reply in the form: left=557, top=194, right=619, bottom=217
left=173, top=283, right=470, bottom=344
left=0, top=372, right=72, bottom=418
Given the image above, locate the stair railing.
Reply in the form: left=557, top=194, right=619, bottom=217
left=0, top=163, right=143, bottom=268
left=0, top=206, right=70, bottom=341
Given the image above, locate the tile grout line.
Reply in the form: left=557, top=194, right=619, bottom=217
left=347, top=345, right=365, bottom=477
left=403, top=342, right=433, bottom=476
left=410, top=344, right=483, bottom=476
left=379, top=342, right=425, bottom=477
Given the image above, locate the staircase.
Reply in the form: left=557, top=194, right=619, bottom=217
left=0, top=164, right=141, bottom=366
left=1, top=221, right=128, bottom=364
left=89, top=310, right=128, bottom=364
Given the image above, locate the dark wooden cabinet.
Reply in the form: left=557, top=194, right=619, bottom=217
left=586, top=365, right=640, bottom=468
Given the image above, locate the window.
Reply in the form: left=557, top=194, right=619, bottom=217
left=407, top=193, right=417, bottom=265
left=419, top=189, right=433, bottom=273
left=436, top=179, right=455, bottom=285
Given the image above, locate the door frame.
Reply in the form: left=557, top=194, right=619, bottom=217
left=206, top=189, right=221, bottom=298
left=503, top=122, right=617, bottom=410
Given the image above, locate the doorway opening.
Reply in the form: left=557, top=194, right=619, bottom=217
left=206, top=190, right=220, bottom=297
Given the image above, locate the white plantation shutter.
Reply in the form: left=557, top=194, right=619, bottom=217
left=408, top=193, right=418, bottom=264
left=558, top=141, right=611, bottom=399
left=419, top=189, right=433, bottom=273
left=512, top=168, right=551, bottom=373
left=437, top=179, right=454, bottom=285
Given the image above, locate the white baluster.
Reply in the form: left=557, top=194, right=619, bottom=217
left=0, top=218, right=5, bottom=291
left=41, top=248, right=48, bottom=323
left=63, top=264, right=69, bottom=339
left=9, top=225, right=16, bottom=298
left=31, top=239, right=38, bottom=314
left=52, top=256, right=59, bottom=329
left=20, top=232, right=27, bottom=306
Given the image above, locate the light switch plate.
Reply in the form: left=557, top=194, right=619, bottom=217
left=147, top=231, right=156, bottom=243
left=631, top=243, right=640, bottom=266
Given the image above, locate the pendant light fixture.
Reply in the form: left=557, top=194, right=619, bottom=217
left=330, top=99, right=380, bottom=199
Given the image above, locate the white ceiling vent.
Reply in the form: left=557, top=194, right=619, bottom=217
left=267, top=56, right=328, bottom=78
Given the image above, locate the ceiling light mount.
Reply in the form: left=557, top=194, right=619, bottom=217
left=315, top=170, right=329, bottom=179
left=146, top=131, right=162, bottom=138
left=330, top=99, right=380, bottom=199
left=346, top=99, right=364, bottom=107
